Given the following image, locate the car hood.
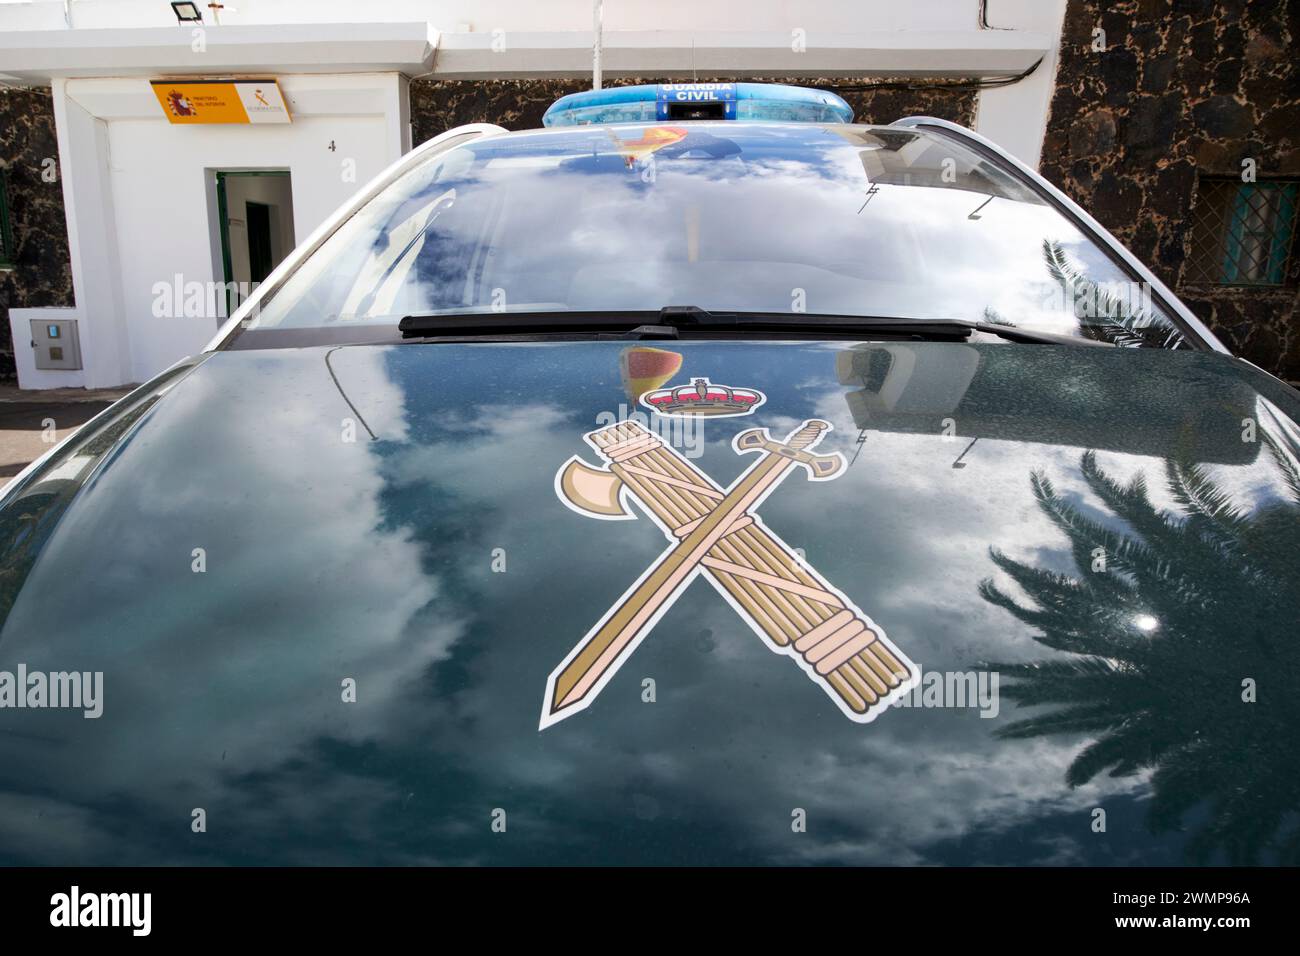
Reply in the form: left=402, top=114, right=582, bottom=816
left=1, top=339, right=1297, bottom=865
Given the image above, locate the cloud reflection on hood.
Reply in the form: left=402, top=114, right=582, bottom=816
left=0, top=338, right=1293, bottom=864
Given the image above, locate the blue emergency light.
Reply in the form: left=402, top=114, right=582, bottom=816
left=542, top=82, right=853, bottom=127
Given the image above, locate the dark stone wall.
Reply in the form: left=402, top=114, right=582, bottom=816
left=1040, top=0, right=1300, bottom=381
left=409, top=76, right=977, bottom=144
left=0, top=86, right=74, bottom=382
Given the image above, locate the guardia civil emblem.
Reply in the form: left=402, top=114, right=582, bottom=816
left=545, top=384, right=918, bottom=729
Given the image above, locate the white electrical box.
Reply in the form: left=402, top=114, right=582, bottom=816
left=31, top=318, right=82, bottom=371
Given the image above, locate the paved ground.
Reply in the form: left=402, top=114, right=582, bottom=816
left=0, top=385, right=135, bottom=487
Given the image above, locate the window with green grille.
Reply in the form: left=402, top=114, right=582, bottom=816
left=1187, top=176, right=1298, bottom=286
left=0, top=168, right=14, bottom=268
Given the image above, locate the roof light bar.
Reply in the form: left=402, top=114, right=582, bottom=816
left=543, top=82, right=854, bottom=127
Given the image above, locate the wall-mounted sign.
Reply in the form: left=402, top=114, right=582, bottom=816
left=150, top=79, right=291, bottom=125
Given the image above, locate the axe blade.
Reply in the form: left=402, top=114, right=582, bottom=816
left=558, top=458, right=631, bottom=518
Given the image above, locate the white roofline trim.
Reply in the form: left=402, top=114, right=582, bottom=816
left=432, top=29, right=1053, bottom=80
left=0, top=22, right=438, bottom=81
left=0, top=25, right=1055, bottom=83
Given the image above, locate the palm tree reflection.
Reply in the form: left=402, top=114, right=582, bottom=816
left=1043, top=238, right=1185, bottom=349
left=982, top=443, right=1300, bottom=863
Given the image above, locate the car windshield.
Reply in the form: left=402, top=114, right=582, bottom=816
left=240, top=123, right=1186, bottom=347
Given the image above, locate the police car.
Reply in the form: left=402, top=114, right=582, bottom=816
left=0, top=83, right=1295, bottom=867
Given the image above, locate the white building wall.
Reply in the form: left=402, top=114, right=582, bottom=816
left=16, top=72, right=408, bottom=387
left=972, top=0, right=1071, bottom=169
left=109, top=114, right=392, bottom=381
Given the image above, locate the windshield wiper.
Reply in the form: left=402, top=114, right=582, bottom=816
left=399, top=310, right=670, bottom=338
left=397, top=307, right=1098, bottom=346
left=651, top=307, right=1097, bottom=345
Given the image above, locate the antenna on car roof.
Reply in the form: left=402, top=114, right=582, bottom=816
left=592, top=0, right=603, bottom=90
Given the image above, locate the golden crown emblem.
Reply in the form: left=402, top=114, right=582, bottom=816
left=641, top=377, right=765, bottom=417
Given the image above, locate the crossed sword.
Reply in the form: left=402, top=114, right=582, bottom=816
left=544, top=418, right=918, bottom=728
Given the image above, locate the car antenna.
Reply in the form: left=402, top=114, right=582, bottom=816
left=325, top=347, right=377, bottom=441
